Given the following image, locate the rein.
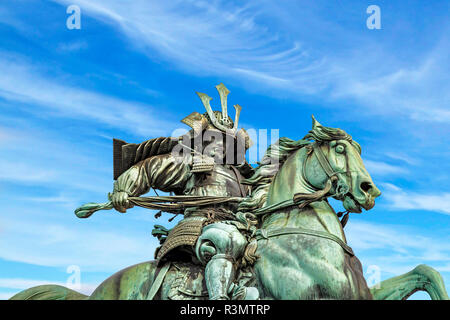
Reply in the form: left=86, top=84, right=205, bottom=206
left=74, top=195, right=244, bottom=219
left=249, top=177, right=336, bottom=216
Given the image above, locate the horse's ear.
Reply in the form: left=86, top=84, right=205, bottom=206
left=311, top=115, right=322, bottom=129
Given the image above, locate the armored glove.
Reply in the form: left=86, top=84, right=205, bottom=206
left=110, top=191, right=133, bottom=213
left=110, top=166, right=143, bottom=213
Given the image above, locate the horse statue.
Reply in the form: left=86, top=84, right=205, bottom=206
left=10, top=116, right=448, bottom=300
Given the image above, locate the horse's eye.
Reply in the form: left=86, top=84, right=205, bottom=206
left=335, top=145, right=345, bottom=154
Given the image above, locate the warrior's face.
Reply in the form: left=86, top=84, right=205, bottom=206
left=206, top=138, right=225, bottom=159
left=186, top=128, right=246, bottom=166
left=201, top=130, right=227, bottom=164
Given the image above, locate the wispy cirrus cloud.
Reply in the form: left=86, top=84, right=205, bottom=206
left=0, top=292, right=19, bottom=300
left=381, top=183, right=450, bottom=215
left=331, top=40, right=450, bottom=122
left=385, top=152, right=418, bottom=166
left=346, top=220, right=450, bottom=276
left=53, top=0, right=329, bottom=93
left=0, top=124, right=110, bottom=194
left=0, top=215, right=157, bottom=272
left=364, top=160, right=408, bottom=177
left=0, top=160, right=57, bottom=183
left=0, top=53, right=175, bottom=137
left=52, top=0, right=450, bottom=122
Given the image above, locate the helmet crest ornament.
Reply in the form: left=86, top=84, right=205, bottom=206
left=195, top=83, right=241, bottom=135
left=180, top=83, right=253, bottom=156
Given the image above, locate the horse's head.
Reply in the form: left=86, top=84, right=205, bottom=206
left=303, top=116, right=381, bottom=213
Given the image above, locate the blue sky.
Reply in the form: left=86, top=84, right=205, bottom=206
left=0, top=0, right=449, bottom=299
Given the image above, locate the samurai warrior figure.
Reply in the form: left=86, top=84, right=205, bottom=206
left=109, top=84, right=259, bottom=300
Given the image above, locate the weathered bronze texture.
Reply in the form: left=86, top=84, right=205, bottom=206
left=10, top=84, right=449, bottom=301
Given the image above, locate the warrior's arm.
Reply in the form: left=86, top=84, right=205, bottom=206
left=111, top=153, right=192, bottom=212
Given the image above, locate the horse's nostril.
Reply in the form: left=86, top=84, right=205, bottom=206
left=360, top=181, right=372, bottom=193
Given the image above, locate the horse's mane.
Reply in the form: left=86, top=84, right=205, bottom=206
left=237, top=137, right=308, bottom=212
left=237, top=117, right=359, bottom=212
left=303, top=119, right=361, bottom=154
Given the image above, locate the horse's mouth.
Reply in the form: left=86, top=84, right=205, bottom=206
left=343, top=194, right=361, bottom=213
left=343, top=193, right=375, bottom=213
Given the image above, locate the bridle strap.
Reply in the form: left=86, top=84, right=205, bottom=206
left=310, top=142, right=352, bottom=219
left=312, top=143, right=337, bottom=179
left=311, top=142, right=353, bottom=199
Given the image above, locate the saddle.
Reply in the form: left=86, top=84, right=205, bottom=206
left=147, top=261, right=256, bottom=300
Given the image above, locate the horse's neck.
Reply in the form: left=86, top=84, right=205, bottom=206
left=266, top=148, right=315, bottom=204
left=263, top=148, right=346, bottom=241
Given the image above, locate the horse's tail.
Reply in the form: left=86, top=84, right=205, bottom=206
left=9, top=285, right=88, bottom=300
left=370, top=264, right=449, bottom=300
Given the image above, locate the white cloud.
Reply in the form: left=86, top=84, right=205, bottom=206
left=385, top=152, right=418, bottom=166
left=0, top=292, right=19, bottom=300
left=381, top=183, right=450, bottom=215
left=0, top=160, right=57, bottom=183
left=388, top=192, right=450, bottom=215
left=329, top=38, right=450, bottom=122
left=51, top=0, right=450, bottom=123
left=0, top=6, right=32, bottom=34
left=0, top=53, right=175, bottom=138
left=346, top=220, right=450, bottom=277
left=364, top=160, right=408, bottom=176
left=0, top=215, right=159, bottom=272
left=0, top=125, right=110, bottom=194
left=53, top=0, right=328, bottom=93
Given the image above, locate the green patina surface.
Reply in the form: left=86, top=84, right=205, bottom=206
left=10, top=84, right=449, bottom=300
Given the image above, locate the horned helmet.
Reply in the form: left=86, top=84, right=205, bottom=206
left=180, top=83, right=253, bottom=172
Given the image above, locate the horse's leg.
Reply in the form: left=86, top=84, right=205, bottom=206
left=370, top=264, right=449, bottom=300
left=9, top=285, right=88, bottom=300
left=254, top=235, right=347, bottom=300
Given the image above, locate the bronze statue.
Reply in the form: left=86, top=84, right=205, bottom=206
left=107, top=83, right=258, bottom=300
left=10, top=84, right=449, bottom=300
